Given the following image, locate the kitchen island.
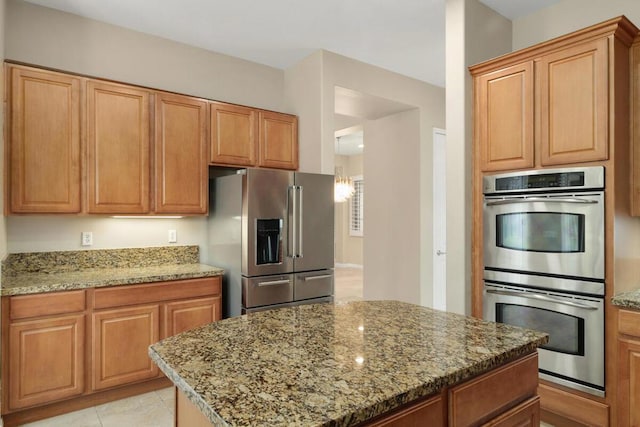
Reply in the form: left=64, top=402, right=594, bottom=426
left=149, top=300, right=548, bottom=426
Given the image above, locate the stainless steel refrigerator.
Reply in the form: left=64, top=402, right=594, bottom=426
left=208, top=168, right=334, bottom=317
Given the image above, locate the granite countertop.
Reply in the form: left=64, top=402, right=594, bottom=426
left=149, top=300, right=548, bottom=427
left=1, top=245, right=223, bottom=296
left=612, top=289, right=640, bottom=310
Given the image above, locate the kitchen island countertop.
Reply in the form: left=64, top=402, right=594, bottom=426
left=149, top=300, right=548, bottom=427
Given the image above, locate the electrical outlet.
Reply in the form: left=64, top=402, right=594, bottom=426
left=168, top=229, right=177, bottom=243
left=81, top=231, right=93, bottom=246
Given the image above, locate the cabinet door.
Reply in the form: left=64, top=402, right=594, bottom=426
left=155, top=93, right=208, bottom=214
left=258, top=111, right=299, bottom=170
left=210, top=102, right=257, bottom=166
left=92, top=305, right=159, bottom=391
left=86, top=81, right=150, bottom=213
left=475, top=62, right=534, bottom=172
left=164, top=296, right=221, bottom=337
left=538, top=38, right=608, bottom=166
left=618, top=337, right=640, bottom=427
left=9, top=66, right=81, bottom=213
left=8, top=314, right=85, bottom=410
left=481, top=396, right=540, bottom=427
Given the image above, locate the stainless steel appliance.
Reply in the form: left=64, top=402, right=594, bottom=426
left=483, top=166, right=605, bottom=280
left=208, top=168, right=335, bottom=317
left=482, top=166, right=606, bottom=397
left=483, top=270, right=604, bottom=396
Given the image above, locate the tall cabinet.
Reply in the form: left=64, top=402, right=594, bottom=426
left=470, top=16, right=638, bottom=427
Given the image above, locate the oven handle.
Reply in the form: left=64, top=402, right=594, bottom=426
left=485, top=288, right=599, bottom=310
left=485, top=197, right=599, bottom=206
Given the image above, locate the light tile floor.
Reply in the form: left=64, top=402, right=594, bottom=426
left=334, top=266, right=364, bottom=302
left=19, top=387, right=174, bottom=427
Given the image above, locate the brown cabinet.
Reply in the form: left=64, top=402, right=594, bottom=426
left=471, top=23, right=625, bottom=172
left=210, top=102, right=257, bottom=166
left=475, top=62, right=534, bottom=172
left=4, top=291, right=86, bottom=411
left=7, top=66, right=81, bottom=213
left=155, top=93, right=208, bottom=214
left=86, top=80, right=151, bottom=214
left=92, top=304, right=160, bottom=391
left=617, top=309, right=640, bottom=426
left=2, top=277, right=222, bottom=422
left=630, top=37, right=640, bottom=216
left=537, top=38, right=609, bottom=166
left=258, top=110, right=298, bottom=170
left=210, top=102, right=298, bottom=170
left=164, top=296, right=221, bottom=337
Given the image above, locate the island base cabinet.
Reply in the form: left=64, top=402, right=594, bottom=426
left=176, top=388, right=215, bottom=427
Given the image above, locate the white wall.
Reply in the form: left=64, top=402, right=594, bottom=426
left=445, top=0, right=511, bottom=314
left=363, top=109, right=421, bottom=304
left=513, top=0, right=640, bottom=50
left=3, top=0, right=290, bottom=257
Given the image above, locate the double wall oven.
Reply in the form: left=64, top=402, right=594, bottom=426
left=482, top=166, right=605, bottom=397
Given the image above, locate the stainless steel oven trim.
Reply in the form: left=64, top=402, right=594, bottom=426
left=483, top=282, right=604, bottom=397
left=483, top=269, right=605, bottom=296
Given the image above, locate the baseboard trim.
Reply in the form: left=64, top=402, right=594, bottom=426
left=335, top=263, right=363, bottom=269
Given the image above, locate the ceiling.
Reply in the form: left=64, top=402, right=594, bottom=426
left=23, top=0, right=562, bottom=88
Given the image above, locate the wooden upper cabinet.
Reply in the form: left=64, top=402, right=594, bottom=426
left=86, top=80, right=151, bottom=214
left=537, top=38, right=609, bottom=166
left=476, top=62, right=534, bottom=172
left=155, top=93, right=208, bottom=214
left=258, top=111, right=299, bottom=170
left=8, top=66, right=81, bottom=213
left=210, top=102, right=257, bottom=166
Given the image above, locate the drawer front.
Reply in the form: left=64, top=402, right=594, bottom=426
left=619, top=309, right=640, bottom=337
left=93, top=277, right=221, bottom=309
left=243, top=275, right=293, bottom=308
left=10, top=290, right=86, bottom=320
left=294, top=270, right=333, bottom=301
left=449, top=353, right=538, bottom=427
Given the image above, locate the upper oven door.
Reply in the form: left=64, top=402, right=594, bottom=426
left=483, top=192, right=604, bottom=279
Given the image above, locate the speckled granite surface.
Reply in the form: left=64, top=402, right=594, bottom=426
left=1, top=246, right=223, bottom=296
left=612, top=290, right=640, bottom=310
left=149, top=300, right=548, bottom=427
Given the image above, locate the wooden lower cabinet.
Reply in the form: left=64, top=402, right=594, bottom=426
left=1, top=276, right=222, bottom=425
left=482, top=397, right=539, bottom=427
left=164, top=296, right=221, bottom=337
left=92, top=304, right=160, bottom=391
left=618, top=309, right=640, bottom=426
left=8, top=314, right=85, bottom=410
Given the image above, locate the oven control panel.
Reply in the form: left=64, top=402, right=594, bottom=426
left=483, top=166, right=604, bottom=194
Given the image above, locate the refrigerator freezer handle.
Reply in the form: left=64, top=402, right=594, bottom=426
left=297, top=185, right=303, bottom=258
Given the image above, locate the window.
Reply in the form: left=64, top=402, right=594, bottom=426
left=350, top=176, right=364, bottom=237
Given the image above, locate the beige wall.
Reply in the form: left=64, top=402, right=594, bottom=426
left=6, top=0, right=285, bottom=111
left=445, top=0, right=511, bottom=314
left=334, top=154, right=363, bottom=266
left=513, top=0, right=640, bottom=50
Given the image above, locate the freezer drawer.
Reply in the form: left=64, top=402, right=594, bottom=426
left=294, top=270, right=334, bottom=301
left=242, top=275, right=293, bottom=308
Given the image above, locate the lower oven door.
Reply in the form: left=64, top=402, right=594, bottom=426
left=483, top=282, right=604, bottom=396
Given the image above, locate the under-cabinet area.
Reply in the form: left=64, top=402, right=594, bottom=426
left=5, top=63, right=299, bottom=216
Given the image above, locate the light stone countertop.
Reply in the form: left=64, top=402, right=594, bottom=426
left=612, top=289, right=640, bottom=310
left=149, top=300, right=548, bottom=427
left=1, top=245, right=223, bottom=296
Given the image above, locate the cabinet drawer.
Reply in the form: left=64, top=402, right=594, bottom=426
left=9, top=290, right=86, bottom=320
left=449, top=353, right=538, bottom=427
left=619, top=309, right=640, bottom=337
left=294, top=270, right=333, bottom=301
left=243, top=275, right=293, bottom=308
left=93, top=277, right=221, bottom=309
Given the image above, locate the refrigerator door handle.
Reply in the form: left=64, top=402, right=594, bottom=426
left=297, top=185, right=303, bottom=258
left=257, top=279, right=291, bottom=287
left=301, top=274, right=332, bottom=281
left=288, top=185, right=297, bottom=258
